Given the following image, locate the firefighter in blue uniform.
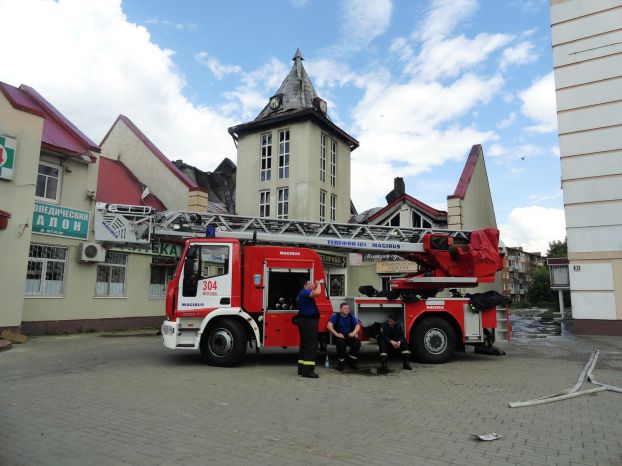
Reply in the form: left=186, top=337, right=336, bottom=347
left=378, top=314, right=412, bottom=372
left=296, top=280, right=322, bottom=378
left=327, top=303, right=361, bottom=371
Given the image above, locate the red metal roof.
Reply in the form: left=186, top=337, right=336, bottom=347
left=449, top=144, right=480, bottom=200
left=0, top=81, right=100, bottom=161
left=96, top=156, right=166, bottom=210
left=366, top=194, right=447, bottom=223
left=100, top=115, right=208, bottom=193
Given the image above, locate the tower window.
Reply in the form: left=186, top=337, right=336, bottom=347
left=278, top=129, right=290, bottom=179
left=260, top=133, right=272, bottom=182
left=330, top=139, right=337, bottom=187
left=320, top=133, right=326, bottom=183
left=277, top=187, right=289, bottom=219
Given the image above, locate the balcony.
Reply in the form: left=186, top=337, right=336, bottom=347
left=547, top=258, right=569, bottom=290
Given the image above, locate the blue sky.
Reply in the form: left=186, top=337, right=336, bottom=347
left=1, top=0, right=565, bottom=252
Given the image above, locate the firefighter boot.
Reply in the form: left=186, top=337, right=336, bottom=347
left=402, top=354, right=412, bottom=370
left=337, top=359, right=345, bottom=371
left=301, top=365, right=319, bottom=378
left=298, top=362, right=303, bottom=375
left=347, top=355, right=358, bottom=370
left=380, top=355, right=390, bottom=373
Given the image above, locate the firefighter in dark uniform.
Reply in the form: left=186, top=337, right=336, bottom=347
left=378, top=314, right=412, bottom=372
left=296, top=280, right=322, bottom=378
left=327, top=303, right=361, bottom=371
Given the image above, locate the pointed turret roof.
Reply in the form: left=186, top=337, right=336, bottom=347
left=254, top=49, right=319, bottom=121
left=228, top=49, right=359, bottom=150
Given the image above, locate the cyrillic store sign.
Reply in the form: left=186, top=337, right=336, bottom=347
left=0, top=134, right=17, bottom=181
left=32, top=202, right=90, bottom=240
left=112, top=240, right=182, bottom=258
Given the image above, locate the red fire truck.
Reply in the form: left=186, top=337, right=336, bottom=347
left=95, top=204, right=510, bottom=367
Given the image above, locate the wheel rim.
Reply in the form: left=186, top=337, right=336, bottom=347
left=424, top=328, right=447, bottom=354
left=208, top=328, right=234, bottom=357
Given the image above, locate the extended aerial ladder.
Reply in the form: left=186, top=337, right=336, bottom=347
left=94, top=202, right=504, bottom=293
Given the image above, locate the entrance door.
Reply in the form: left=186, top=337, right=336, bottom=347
left=178, top=243, right=232, bottom=311
left=263, top=268, right=310, bottom=347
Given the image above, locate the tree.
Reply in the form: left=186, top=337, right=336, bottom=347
left=528, top=266, right=555, bottom=305
left=546, top=238, right=567, bottom=258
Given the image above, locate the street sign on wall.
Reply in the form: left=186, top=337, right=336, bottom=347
left=0, top=134, right=17, bottom=181
left=32, top=202, right=90, bottom=240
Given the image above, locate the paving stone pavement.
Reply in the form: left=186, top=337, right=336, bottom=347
left=1, top=329, right=621, bottom=466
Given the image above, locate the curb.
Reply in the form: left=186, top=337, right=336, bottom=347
left=0, top=339, right=12, bottom=352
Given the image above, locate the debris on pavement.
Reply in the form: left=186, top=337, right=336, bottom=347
left=0, top=330, right=28, bottom=344
left=472, top=433, right=502, bottom=441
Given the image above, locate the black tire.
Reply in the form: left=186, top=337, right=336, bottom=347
left=411, top=316, right=456, bottom=364
left=200, top=319, right=247, bottom=366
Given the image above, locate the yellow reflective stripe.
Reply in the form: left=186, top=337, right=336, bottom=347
left=379, top=353, right=388, bottom=357
left=348, top=355, right=357, bottom=359
left=338, top=358, right=345, bottom=362
left=302, top=361, right=316, bottom=366
left=298, top=360, right=304, bottom=364
left=401, top=350, right=411, bottom=354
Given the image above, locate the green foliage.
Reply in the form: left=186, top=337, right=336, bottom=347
left=528, top=266, right=555, bottom=305
left=546, top=238, right=567, bottom=258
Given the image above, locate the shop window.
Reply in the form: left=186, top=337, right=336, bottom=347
left=96, top=252, right=127, bottom=297
left=24, top=245, right=67, bottom=296
left=149, top=258, right=176, bottom=297
left=35, top=161, right=61, bottom=203
left=328, top=273, right=345, bottom=297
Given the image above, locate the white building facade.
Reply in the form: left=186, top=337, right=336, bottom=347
left=551, top=0, right=622, bottom=334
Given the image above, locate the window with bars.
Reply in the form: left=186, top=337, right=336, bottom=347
left=278, top=129, right=290, bottom=179
left=259, top=190, right=270, bottom=218
left=260, top=133, right=272, bottom=182
left=277, top=187, right=289, bottom=219
left=330, top=194, right=337, bottom=222
left=150, top=259, right=175, bottom=297
left=319, top=190, right=326, bottom=221
left=330, top=139, right=337, bottom=187
left=96, top=252, right=127, bottom=297
left=25, top=245, right=67, bottom=296
left=36, top=162, right=61, bottom=202
left=320, top=133, right=326, bottom=182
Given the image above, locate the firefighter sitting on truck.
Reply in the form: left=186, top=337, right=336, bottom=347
left=296, top=280, right=323, bottom=379
left=378, top=314, right=412, bottom=372
left=327, top=303, right=361, bottom=371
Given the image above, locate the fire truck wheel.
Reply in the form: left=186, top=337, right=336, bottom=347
left=411, top=317, right=456, bottom=364
left=200, top=319, right=246, bottom=366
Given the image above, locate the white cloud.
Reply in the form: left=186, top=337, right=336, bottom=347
left=330, top=0, right=393, bottom=55
left=289, top=0, right=308, bottom=7
left=417, top=0, right=478, bottom=44
left=500, top=41, right=537, bottom=70
left=401, top=0, right=513, bottom=81
left=519, top=72, right=558, bottom=133
left=487, top=143, right=544, bottom=159
left=496, top=112, right=517, bottom=129
left=1, top=0, right=235, bottom=170
left=500, top=206, right=566, bottom=254
left=222, top=58, right=289, bottom=120
left=502, top=93, right=514, bottom=104
left=146, top=18, right=197, bottom=32
left=195, top=52, right=242, bottom=80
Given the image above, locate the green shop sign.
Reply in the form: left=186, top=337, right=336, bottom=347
left=0, top=134, right=17, bottom=181
left=32, top=202, right=90, bottom=240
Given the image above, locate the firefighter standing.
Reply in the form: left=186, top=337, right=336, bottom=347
left=327, top=303, right=361, bottom=371
left=296, top=280, right=322, bottom=378
left=378, top=314, right=412, bottom=372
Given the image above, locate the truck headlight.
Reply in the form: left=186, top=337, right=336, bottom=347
left=161, top=324, right=175, bottom=335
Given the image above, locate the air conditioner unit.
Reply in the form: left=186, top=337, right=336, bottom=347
left=79, top=242, right=106, bottom=262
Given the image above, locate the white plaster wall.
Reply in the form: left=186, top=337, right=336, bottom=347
left=100, top=119, right=189, bottom=211
left=234, top=119, right=352, bottom=222
left=563, top=175, right=622, bottom=204
left=570, top=291, right=617, bottom=320
left=561, top=151, right=622, bottom=179
left=0, top=93, right=44, bottom=328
